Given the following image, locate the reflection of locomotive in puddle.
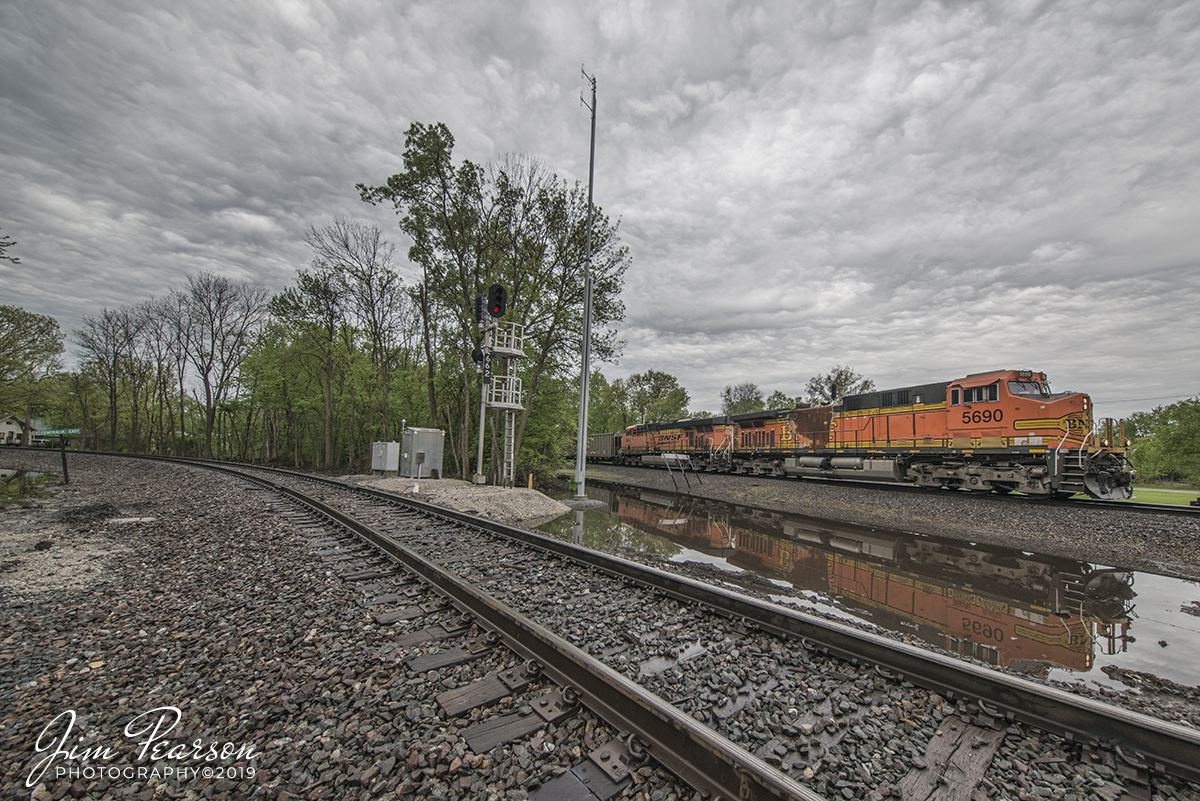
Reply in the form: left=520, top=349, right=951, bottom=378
left=593, top=485, right=1135, bottom=674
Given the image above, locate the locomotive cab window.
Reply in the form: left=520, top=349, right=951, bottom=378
left=951, top=388, right=961, bottom=405
left=1008, top=380, right=1046, bottom=396
left=962, top=383, right=999, bottom=403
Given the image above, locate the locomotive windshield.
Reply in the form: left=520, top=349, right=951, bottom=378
left=1008, top=380, right=1048, bottom=396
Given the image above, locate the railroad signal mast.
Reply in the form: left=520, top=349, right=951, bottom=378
left=473, top=284, right=525, bottom=486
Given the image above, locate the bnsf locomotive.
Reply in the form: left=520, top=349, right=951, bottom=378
left=587, top=368, right=1133, bottom=500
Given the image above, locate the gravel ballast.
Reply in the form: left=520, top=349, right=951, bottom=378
left=0, top=452, right=654, bottom=801
left=3, top=451, right=1199, bottom=801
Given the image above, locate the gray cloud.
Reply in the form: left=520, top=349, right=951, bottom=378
left=1, top=0, right=1197, bottom=423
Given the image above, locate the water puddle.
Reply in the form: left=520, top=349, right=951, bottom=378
left=0, top=469, right=52, bottom=506
left=539, top=482, right=1200, bottom=691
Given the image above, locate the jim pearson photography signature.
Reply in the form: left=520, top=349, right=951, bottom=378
left=26, top=706, right=260, bottom=788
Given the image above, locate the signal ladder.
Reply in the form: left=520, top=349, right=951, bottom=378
left=483, top=320, right=526, bottom=487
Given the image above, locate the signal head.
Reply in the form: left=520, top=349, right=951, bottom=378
left=487, top=283, right=507, bottom=317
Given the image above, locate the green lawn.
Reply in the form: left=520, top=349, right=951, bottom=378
left=1122, top=486, right=1200, bottom=506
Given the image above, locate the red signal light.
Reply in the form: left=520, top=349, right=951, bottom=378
left=487, top=284, right=506, bottom=317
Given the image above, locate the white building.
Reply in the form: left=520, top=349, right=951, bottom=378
left=0, top=416, right=53, bottom=446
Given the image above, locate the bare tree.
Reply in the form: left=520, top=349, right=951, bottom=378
left=140, top=294, right=193, bottom=454
left=161, top=292, right=194, bottom=454
left=304, top=218, right=412, bottom=438
left=184, top=273, right=269, bottom=459
left=122, top=305, right=156, bottom=451
left=73, top=307, right=144, bottom=449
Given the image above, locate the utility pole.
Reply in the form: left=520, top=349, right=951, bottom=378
left=573, top=66, right=597, bottom=500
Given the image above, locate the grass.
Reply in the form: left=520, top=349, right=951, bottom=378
left=1121, top=486, right=1200, bottom=506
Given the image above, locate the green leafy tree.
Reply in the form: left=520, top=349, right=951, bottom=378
left=588, top=372, right=631, bottom=432
left=1128, top=398, right=1200, bottom=484
left=358, top=121, right=488, bottom=451
left=586, top=371, right=613, bottom=434
left=805, top=365, right=875, bottom=405
left=359, top=122, right=629, bottom=479
left=626, top=370, right=690, bottom=425
left=0, top=305, right=64, bottom=442
left=721, top=382, right=764, bottom=415
left=1, top=305, right=63, bottom=387
left=270, top=266, right=347, bottom=469
left=766, top=390, right=802, bottom=409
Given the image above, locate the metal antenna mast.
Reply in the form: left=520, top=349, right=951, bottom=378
left=573, top=66, right=597, bottom=499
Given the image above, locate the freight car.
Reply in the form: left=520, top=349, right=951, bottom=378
left=586, top=368, right=1133, bottom=500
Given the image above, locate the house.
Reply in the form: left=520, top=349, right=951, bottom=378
left=0, top=415, right=54, bottom=446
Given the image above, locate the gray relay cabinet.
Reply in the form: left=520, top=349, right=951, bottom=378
left=401, top=427, right=443, bottom=479
left=370, top=441, right=400, bottom=473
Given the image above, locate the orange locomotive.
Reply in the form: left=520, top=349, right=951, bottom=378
left=589, top=368, right=1133, bottom=499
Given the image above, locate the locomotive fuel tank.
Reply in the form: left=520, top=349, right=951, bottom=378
left=781, top=456, right=904, bottom=483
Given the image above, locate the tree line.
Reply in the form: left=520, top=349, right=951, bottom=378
left=0, top=122, right=629, bottom=483
left=583, top=365, right=875, bottom=433
left=1126, top=399, right=1200, bottom=485
left=7, top=170, right=1195, bottom=486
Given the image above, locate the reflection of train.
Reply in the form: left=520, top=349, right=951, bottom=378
left=588, top=368, right=1133, bottom=499
left=596, top=485, right=1135, bottom=673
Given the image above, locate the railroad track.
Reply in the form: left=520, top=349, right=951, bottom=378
left=146, top=457, right=1197, bottom=801
left=600, top=459, right=1200, bottom=517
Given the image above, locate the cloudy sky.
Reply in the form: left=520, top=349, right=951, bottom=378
left=2, top=0, right=1198, bottom=419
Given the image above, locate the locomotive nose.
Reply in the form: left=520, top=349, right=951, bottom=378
left=1083, top=462, right=1134, bottom=500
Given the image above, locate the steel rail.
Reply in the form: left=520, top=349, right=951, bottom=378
left=72, top=454, right=1200, bottom=786
left=321, top=479, right=1200, bottom=787
left=1064, top=497, right=1200, bottom=517
left=209, top=462, right=826, bottom=801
